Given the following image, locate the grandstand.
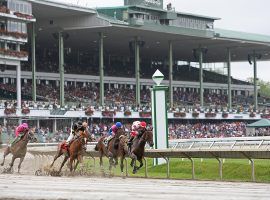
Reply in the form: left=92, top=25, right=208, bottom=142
left=1, top=0, right=270, bottom=132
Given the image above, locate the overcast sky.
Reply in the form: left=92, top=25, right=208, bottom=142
left=58, top=0, right=270, bottom=82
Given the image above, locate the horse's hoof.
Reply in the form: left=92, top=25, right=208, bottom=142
left=35, top=169, right=42, bottom=176
left=3, top=168, right=13, bottom=174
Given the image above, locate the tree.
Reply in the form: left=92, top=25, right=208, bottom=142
left=247, top=77, right=270, bottom=98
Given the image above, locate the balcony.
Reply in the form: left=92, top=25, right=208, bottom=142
left=0, top=6, right=35, bottom=22
left=0, top=29, right=27, bottom=42
left=0, top=48, right=28, bottom=61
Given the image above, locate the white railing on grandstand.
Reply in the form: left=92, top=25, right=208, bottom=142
left=170, top=136, right=270, bottom=150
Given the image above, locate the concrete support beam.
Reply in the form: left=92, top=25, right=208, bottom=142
left=31, top=23, right=37, bottom=102
left=99, top=32, right=104, bottom=106
left=16, top=63, right=21, bottom=109
left=135, top=37, right=140, bottom=106
left=253, top=53, right=258, bottom=111
left=199, top=49, right=204, bottom=107
left=59, top=32, right=65, bottom=107
left=169, top=41, right=173, bottom=108
left=227, top=48, right=232, bottom=110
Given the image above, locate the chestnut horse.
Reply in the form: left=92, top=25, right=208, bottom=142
left=130, top=130, right=154, bottom=174
left=50, top=130, right=88, bottom=173
left=94, top=128, right=127, bottom=172
left=1, top=131, right=37, bottom=173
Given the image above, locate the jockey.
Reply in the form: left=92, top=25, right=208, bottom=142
left=128, top=121, right=143, bottom=146
left=66, top=121, right=83, bottom=145
left=106, top=122, right=122, bottom=142
left=138, top=121, right=147, bottom=136
left=11, top=123, right=29, bottom=145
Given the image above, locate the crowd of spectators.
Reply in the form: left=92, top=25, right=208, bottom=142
left=1, top=121, right=269, bottom=144
left=168, top=122, right=249, bottom=139
left=1, top=81, right=269, bottom=110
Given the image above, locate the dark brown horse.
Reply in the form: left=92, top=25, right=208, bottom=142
left=95, top=128, right=127, bottom=171
left=1, top=131, right=37, bottom=173
left=130, top=130, right=154, bottom=174
left=50, top=130, right=88, bottom=174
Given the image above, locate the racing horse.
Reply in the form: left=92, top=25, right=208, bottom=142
left=50, top=130, right=88, bottom=174
left=129, top=129, right=154, bottom=174
left=1, top=130, right=37, bottom=173
left=94, top=128, right=127, bottom=171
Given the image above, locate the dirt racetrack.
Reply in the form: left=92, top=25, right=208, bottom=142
left=1, top=149, right=270, bottom=200
left=0, top=174, right=270, bottom=200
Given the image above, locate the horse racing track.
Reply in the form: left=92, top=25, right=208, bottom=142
left=0, top=174, right=270, bottom=200
left=0, top=152, right=270, bottom=199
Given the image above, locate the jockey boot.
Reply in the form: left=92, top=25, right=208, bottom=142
left=127, top=137, right=134, bottom=147
left=105, top=135, right=113, bottom=146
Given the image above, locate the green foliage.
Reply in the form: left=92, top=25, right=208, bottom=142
left=247, top=77, right=270, bottom=98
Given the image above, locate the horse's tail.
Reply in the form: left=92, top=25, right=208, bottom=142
left=94, top=136, right=106, bottom=151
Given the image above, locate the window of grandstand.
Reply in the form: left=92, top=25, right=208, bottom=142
left=7, top=0, right=32, bottom=15
left=7, top=20, right=27, bottom=33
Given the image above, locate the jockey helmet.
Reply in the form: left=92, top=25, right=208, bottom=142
left=115, top=122, right=122, bottom=128
left=140, top=121, right=147, bottom=128
left=82, top=122, right=88, bottom=128
left=132, top=121, right=141, bottom=130
left=22, top=123, right=28, bottom=129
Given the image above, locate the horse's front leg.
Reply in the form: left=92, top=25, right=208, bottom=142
left=120, top=156, right=125, bottom=177
left=69, top=157, right=75, bottom=172
left=99, top=155, right=103, bottom=167
left=7, top=156, right=16, bottom=173
left=76, top=155, right=85, bottom=174
left=18, top=156, right=25, bottom=173
left=137, top=158, right=144, bottom=170
left=130, top=153, right=137, bottom=167
left=58, top=156, right=68, bottom=174
left=130, top=153, right=138, bottom=174
left=50, top=150, right=63, bottom=168
left=114, top=157, right=118, bottom=166
left=1, top=147, right=10, bottom=166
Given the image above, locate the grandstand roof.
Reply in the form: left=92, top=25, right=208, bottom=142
left=30, top=0, right=270, bottom=63
left=27, top=0, right=96, bottom=20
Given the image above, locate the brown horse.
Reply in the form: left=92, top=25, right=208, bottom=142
left=94, top=128, right=127, bottom=171
left=130, top=130, right=154, bottom=174
left=50, top=130, right=88, bottom=174
left=1, top=131, right=37, bottom=173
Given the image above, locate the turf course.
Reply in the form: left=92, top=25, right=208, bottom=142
left=85, top=158, right=270, bottom=183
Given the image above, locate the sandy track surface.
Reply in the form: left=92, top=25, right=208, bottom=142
left=0, top=174, right=270, bottom=200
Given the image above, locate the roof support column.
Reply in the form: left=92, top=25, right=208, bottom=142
left=16, top=62, right=21, bottom=109
left=135, top=37, right=140, bottom=106
left=31, top=22, right=36, bottom=102
left=199, top=48, right=204, bottom=107
left=169, top=41, right=173, bottom=108
left=227, top=48, right=232, bottom=110
left=59, top=32, right=65, bottom=108
left=253, top=52, right=258, bottom=111
left=248, top=51, right=261, bottom=111
left=99, top=32, right=104, bottom=106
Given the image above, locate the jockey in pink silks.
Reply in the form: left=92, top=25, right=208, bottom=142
left=12, top=123, right=29, bottom=145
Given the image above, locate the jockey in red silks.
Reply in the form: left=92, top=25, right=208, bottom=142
left=12, top=123, right=29, bottom=145
left=128, top=121, right=147, bottom=146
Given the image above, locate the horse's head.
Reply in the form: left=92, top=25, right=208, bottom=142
left=79, top=130, right=88, bottom=145
left=115, top=128, right=126, bottom=138
left=143, top=130, right=154, bottom=148
left=26, top=131, right=37, bottom=143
